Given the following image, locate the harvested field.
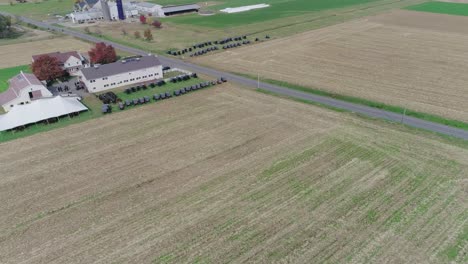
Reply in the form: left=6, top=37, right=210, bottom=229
left=194, top=10, right=468, bottom=122
left=0, top=86, right=467, bottom=263
left=0, top=26, right=55, bottom=46
left=0, top=37, right=93, bottom=68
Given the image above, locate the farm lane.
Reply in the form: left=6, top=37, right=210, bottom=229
left=5, top=12, right=468, bottom=140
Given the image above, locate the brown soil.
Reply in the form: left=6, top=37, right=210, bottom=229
left=0, top=86, right=466, bottom=263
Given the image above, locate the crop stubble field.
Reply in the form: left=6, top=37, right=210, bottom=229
left=194, top=10, right=468, bottom=123
left=0, top=86, right=466, bottom=263
left=0, top=37, right=93, bottom=68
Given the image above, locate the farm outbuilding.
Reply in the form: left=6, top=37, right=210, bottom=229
left=132, top=2, right=165, bottom=16
left=0, top=72, right=53, bottom=112
left=78, top=55, right=163, bottom=93
left=162, top=4, right=200, bottom=16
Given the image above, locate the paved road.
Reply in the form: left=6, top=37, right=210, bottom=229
left=5, top=13, right=468, bottom=140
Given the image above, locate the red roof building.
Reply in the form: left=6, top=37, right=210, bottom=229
left=32, top=51, right=88, bottom=75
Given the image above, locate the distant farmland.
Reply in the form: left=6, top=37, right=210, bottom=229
left=0, top=86, right=466, bottom=263
left=407, top=1, right=468, bottom=16
left=169, top=0, right=384, bottom=27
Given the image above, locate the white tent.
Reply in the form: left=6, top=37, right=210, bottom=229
left=0, top=96, right=88, bottom=131
left=220, top=4, right=270, bottom=14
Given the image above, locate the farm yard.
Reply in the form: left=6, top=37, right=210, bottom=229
left=194, top=10, right=468, bottom=123
left=0, top=86, right=467, bottom=263
left=0, top=71, right=214, bottom=142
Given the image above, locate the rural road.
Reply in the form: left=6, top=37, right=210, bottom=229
left=4, top=13, right=468, bottom=140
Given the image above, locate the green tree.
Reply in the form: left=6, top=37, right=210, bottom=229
left=143, top=28, right=153, bottom=41
left=0, top=14, right=12, bottom=38
left=134, top=31, right=141, bottom=39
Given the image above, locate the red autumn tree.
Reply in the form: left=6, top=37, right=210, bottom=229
left=31, top=55, right=65, bottom=82
left=139, top=14, right=146, bottom=24
left=152, top=20, right=162, bottom=29
left=88, top=42, right=117, bottom=64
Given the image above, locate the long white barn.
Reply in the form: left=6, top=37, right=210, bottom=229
left=78, top=55, right=163, bottom=93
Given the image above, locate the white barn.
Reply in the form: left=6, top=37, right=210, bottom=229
left=70, top=11, right=104, bottom=23
left=0, top=72, right=53, bottom=112
left=78, top=55, right=163, bottom=93
left=132, top=2, right=164, bottom=16
left=70, top=0, right=139, bottom=23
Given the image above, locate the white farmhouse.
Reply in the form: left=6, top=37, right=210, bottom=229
left=70, top=11, right=104, bottom=23
left=78, top=55, right=163, bottom=93
left=32, top=51, right=89, bottom=75
left=0, top=72, right=53, bottom=112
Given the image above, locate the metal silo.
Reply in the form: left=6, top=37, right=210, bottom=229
left=116, top=0, right=125, bottom=20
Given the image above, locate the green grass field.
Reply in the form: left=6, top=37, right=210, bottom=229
left=0, top=65, right=30, bottom=92
left=0, top=0, right=70, bottom=20
left=406, top=1, right=468, bottom=16
left=167, top=0, right=382, bottom=28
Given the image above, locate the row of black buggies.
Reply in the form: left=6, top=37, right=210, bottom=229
left=123, top=81, right=165, bottom=95
left=122, top=73, right=197, bottom=95
left=167, top=35, right=248, bottom=56
left=189, top=47, right=219, bottom=57
left=98, top=92, right=119, bottom=104
left=222, top=41, right=251, bottom=50
left=102, top=77, right=228, bottom=114
left=167, top=35, right=270, bottom=57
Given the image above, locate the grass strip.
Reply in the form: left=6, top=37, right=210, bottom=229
left=406, top=2, right=468, bottom=17
left=256, top=88, right=468, bottom=148
left=258, top=78, right=468, bottom=131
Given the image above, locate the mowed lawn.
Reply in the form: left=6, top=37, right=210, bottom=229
left=168, top=0, right=382, bottom=27
left=0, top=0, right=70, bottom=19
left=407, top=1, right=468, bottom=16
left=0, top=65, right=30, bottom=92
left=0, top=86, right=466, bottom=263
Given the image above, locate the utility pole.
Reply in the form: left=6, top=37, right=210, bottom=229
left=401, top=108, right=407, bottom=123
left=257, top=73, right=260, bottom=89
